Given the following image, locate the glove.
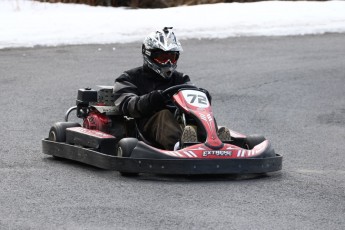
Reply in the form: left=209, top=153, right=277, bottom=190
left=149, top=90, right=166, bottom=108
left=199, top=88, right=212, bottom=104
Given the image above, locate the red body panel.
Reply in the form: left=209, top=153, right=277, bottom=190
left=173, top=90, right=223, bottom=148
left=161, top=140, right=269, bottom=159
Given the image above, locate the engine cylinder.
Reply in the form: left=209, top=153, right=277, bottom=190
left=83, top=111, right=111, bottom=133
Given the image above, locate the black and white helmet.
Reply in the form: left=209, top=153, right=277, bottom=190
left=142, top=27, right=183, bottom=79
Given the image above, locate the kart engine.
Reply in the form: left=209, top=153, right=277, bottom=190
left=83, top=111, right=112, bottom=133
left=76, top=87, right=113, bottom=133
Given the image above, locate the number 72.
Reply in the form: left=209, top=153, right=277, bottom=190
left=187, top=94, right=207, bottom=105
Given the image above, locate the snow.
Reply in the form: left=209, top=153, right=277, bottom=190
left=1, top=0, right=345, bottom=49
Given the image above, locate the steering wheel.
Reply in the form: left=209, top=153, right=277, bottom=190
left=162, top=84, right=198, bottom=98
left=161, top=84, right=198, bottom=114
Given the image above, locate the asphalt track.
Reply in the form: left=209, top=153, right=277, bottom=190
left=0, top=33, right=344, bottom=230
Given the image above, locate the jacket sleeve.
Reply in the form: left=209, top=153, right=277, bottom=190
left=113, top=73, right=160, bottom=118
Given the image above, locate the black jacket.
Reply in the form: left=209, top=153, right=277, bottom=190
left=113, top=65, right=191, bottom=118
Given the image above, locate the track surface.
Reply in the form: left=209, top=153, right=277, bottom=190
left=0, top=34, right=344, bottom=229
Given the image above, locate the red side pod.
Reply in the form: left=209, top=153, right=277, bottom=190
left=66, top=127, right=117, bottom=155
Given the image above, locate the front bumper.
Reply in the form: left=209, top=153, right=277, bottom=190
left=42, top=139, right=282, bottom=174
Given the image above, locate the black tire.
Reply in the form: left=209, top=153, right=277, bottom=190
left=245, top=135, right=266, bottom=149
left=117, top=138, right=139, bottom=176
left=48, top=122, right=81, bottom=143
left=117, top=138, right=138, bottom=157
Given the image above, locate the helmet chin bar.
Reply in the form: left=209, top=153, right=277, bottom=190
left=144, top=55, right=176, bottom=79
left=159, top=65, right=176, bottom=79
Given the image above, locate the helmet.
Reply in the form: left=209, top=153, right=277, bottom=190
left=142, top=27, right=183, bottom=79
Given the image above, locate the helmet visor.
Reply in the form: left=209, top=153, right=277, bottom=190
left=152, top=51, right=179, bottom=65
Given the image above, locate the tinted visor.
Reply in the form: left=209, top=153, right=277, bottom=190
left=152, top=51, right=179, bottom=65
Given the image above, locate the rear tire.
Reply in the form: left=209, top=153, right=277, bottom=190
left=245, top=135, right=266, bottom=149
left=117, top=138, right=139, bottom=176
left=48, top=122, right=81, bottom=142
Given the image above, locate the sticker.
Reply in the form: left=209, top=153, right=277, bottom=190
left=181, top=90, right=209, bottom=108
left=203, top=150, right=232, bottom=157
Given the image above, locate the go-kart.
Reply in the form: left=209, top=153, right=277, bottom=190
left=42, top=85, right=282, bottom=175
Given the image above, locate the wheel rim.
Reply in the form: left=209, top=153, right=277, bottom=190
left=49, top=131, right=57, bottom=141
left=117, top=147, right=123, bottom=157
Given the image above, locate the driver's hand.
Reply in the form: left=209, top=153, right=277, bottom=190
left=149, top=90, right=166, bottom=108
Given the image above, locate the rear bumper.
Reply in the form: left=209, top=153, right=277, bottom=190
left=42, top=139, right=282, bottom=174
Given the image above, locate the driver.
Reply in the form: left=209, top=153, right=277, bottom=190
left=113, top=27, right=226, bottom=150
left=113, top=27, right=192, bottom=150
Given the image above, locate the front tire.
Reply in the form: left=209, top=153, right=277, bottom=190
left=245, top=135, right=266, bottom=149
left=117, top=138, right=138, bottom=157
left=117, top=138, right=139, bottom=176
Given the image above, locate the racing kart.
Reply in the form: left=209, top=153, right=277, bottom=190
left=42, top=85, right=282, bottom=175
